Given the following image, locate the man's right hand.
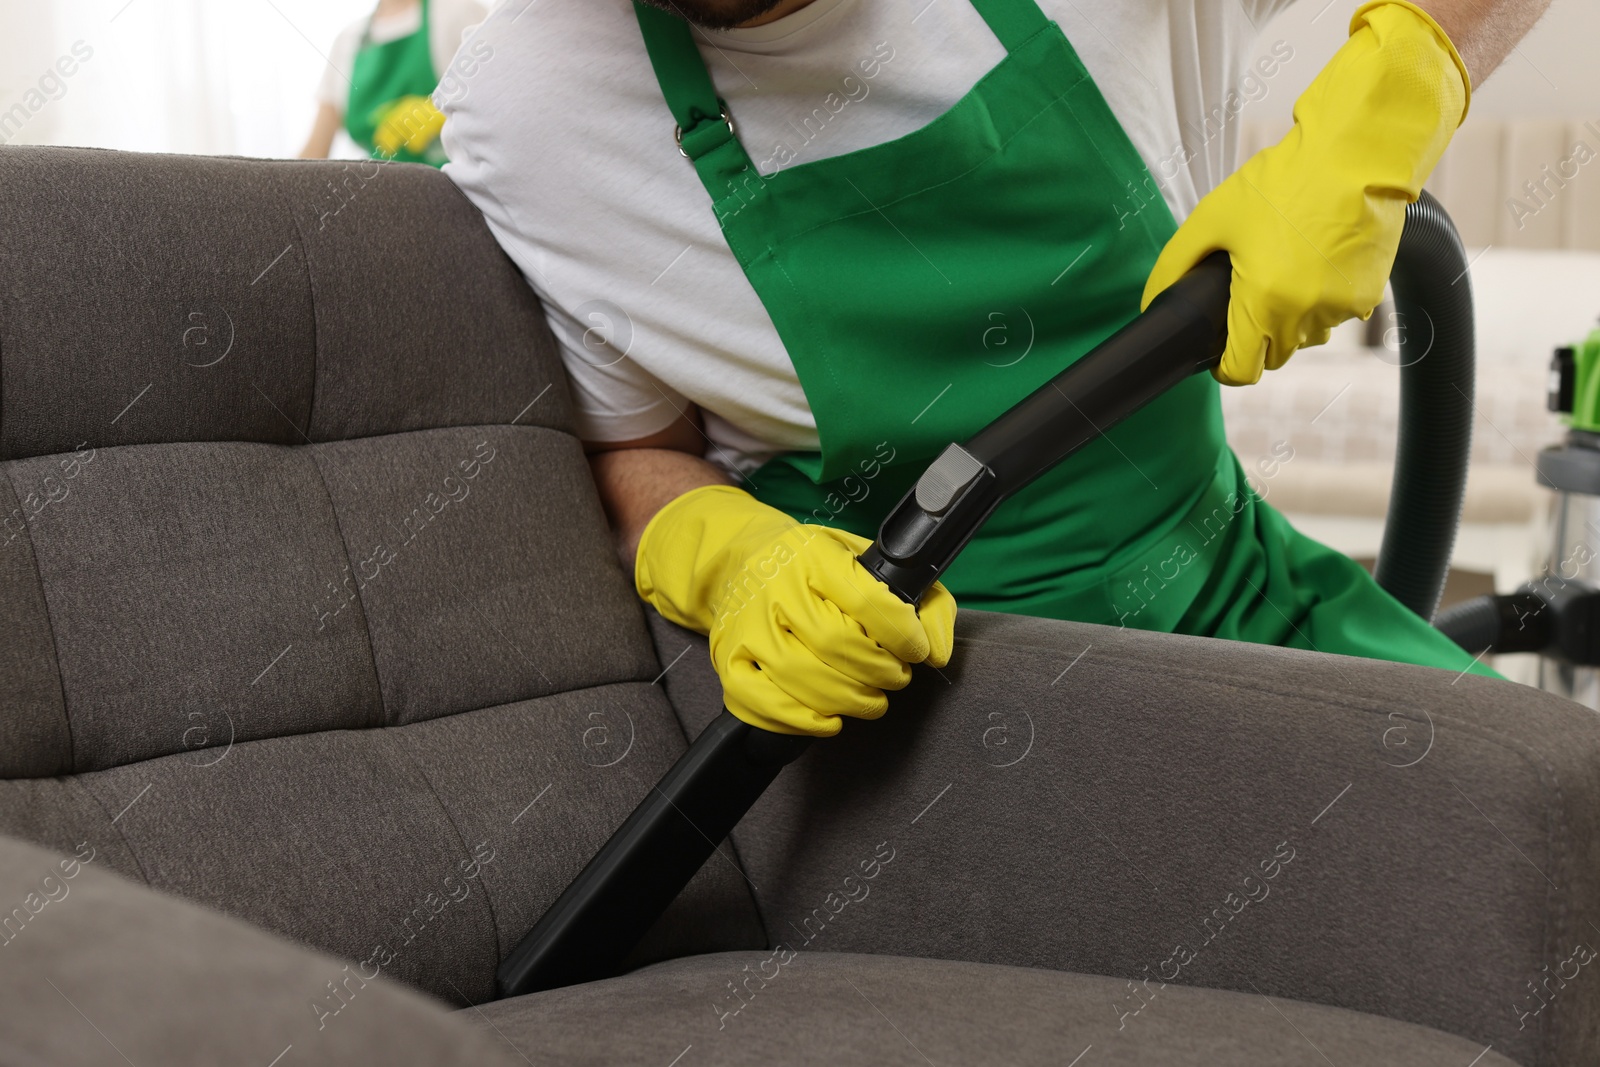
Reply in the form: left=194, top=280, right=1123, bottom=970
left=634, top=484, right=956, bottom=736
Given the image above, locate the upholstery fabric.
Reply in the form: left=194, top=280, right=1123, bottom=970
left=0, top=835, right=525, bottom=1067
left=9, top=441, right=385, bottom=771
left=310, top=425, right=653, bottom=725
left=0, top=146, right=766, bottom=1005
left=0, top=147, right=567, bottom=460
left=5, top=426, right=656, bottom=773
left=649, top=608, right=1600, bottom=1067
left=474, top=951, right=1519, bottom=1066
left=0, top=684, right=763, bottom=1005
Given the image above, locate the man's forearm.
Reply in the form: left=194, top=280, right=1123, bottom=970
left=588, top=447, right=734, bottom=566
left=1412, top=0, right=1551, bottom=86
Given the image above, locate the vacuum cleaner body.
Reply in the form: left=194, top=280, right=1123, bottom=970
left=1436, top=327, right=1600, bottom=699
left=1529, top=332, right=1600, bottom=699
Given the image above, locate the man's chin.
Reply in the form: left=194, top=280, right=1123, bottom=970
left=634, top=0, right=789, bottom=30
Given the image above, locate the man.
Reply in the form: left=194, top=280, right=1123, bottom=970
left=442, top=0, right=1548, bottom=737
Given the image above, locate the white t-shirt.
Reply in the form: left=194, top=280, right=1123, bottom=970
left=442, top=0, right=1300, bottom=474
left=317, top=0, right=487, bottom=112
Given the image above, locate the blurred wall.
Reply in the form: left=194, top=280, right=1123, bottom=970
left=1255, top=0, right=1600, bottom=123
left=0, top=0, right=373, bottom=156
left=0, top=5, right=63, bottom=144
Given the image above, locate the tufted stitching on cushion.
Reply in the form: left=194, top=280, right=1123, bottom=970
left=2, top=465, right=74, bottom=774
left=381, top=733, right=503, bottom=951
left=306, top=447, right=388, bottom=729
left=276, top=174, right=322, bottom=443
left=76, top=775, right=153, bottom=887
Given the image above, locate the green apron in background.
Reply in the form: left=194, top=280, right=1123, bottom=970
left=346, top=0, right=446, bottom=166
left=634, top=0, right=1494, bottom=678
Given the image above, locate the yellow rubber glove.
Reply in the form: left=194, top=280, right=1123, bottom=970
left=636, top=484, right=957, bottom=737
left=373, top=96, right=446, bottom=158
left=1142, top=0, right=1470, bottom=386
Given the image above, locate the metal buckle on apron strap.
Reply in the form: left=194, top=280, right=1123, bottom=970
left=675, top=104, right=735, bottom=158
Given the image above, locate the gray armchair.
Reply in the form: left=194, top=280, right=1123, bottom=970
left=0, top=145, right=1593, bottom=1066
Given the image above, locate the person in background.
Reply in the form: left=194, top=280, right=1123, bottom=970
left=299, top=0, right=485, bottom=165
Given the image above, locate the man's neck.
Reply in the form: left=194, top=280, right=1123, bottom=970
left=736, top=0, right=820, bottom=27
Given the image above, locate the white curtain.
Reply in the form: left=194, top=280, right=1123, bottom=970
left=0, top=0, right=373, bottom=157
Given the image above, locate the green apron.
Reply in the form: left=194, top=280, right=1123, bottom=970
left=346, top=0, right=447, bottom=166
left=634, top=0, right=1494, bottom=678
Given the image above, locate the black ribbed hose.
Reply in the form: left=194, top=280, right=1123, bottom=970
left=1374, top=190, right=1476, bottom=622
left=1435, top=592, right=1548, bottom=655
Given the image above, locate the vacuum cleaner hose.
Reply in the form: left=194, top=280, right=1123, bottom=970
left=1434, top=592, right=1548, bottom=655
left=1374, top=190, right=1476, bottom=622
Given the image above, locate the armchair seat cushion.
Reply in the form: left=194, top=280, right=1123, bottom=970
left=0, top=837, right=522, bottom=1067
left=475, top=951, right=1517, bottom=1066
left=648, top=608, right=1600, bottom=1066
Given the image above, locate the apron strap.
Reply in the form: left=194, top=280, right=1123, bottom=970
left=633, top=2, right=721, bottom=136
left=633, top=1, right=759, bottom=203
left=969, top=0, right=1051, bottom=52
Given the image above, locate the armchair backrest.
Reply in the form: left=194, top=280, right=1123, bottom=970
left=0, top=146, right=762, bottom=1003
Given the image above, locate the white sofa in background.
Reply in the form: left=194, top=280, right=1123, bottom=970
left=1222, top=247, right=1600, bottom=603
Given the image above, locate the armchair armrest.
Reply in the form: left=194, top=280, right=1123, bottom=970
left=648, top=607, right=1600, bottom=1067
left=0, top=835, right=522, bottom=1066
